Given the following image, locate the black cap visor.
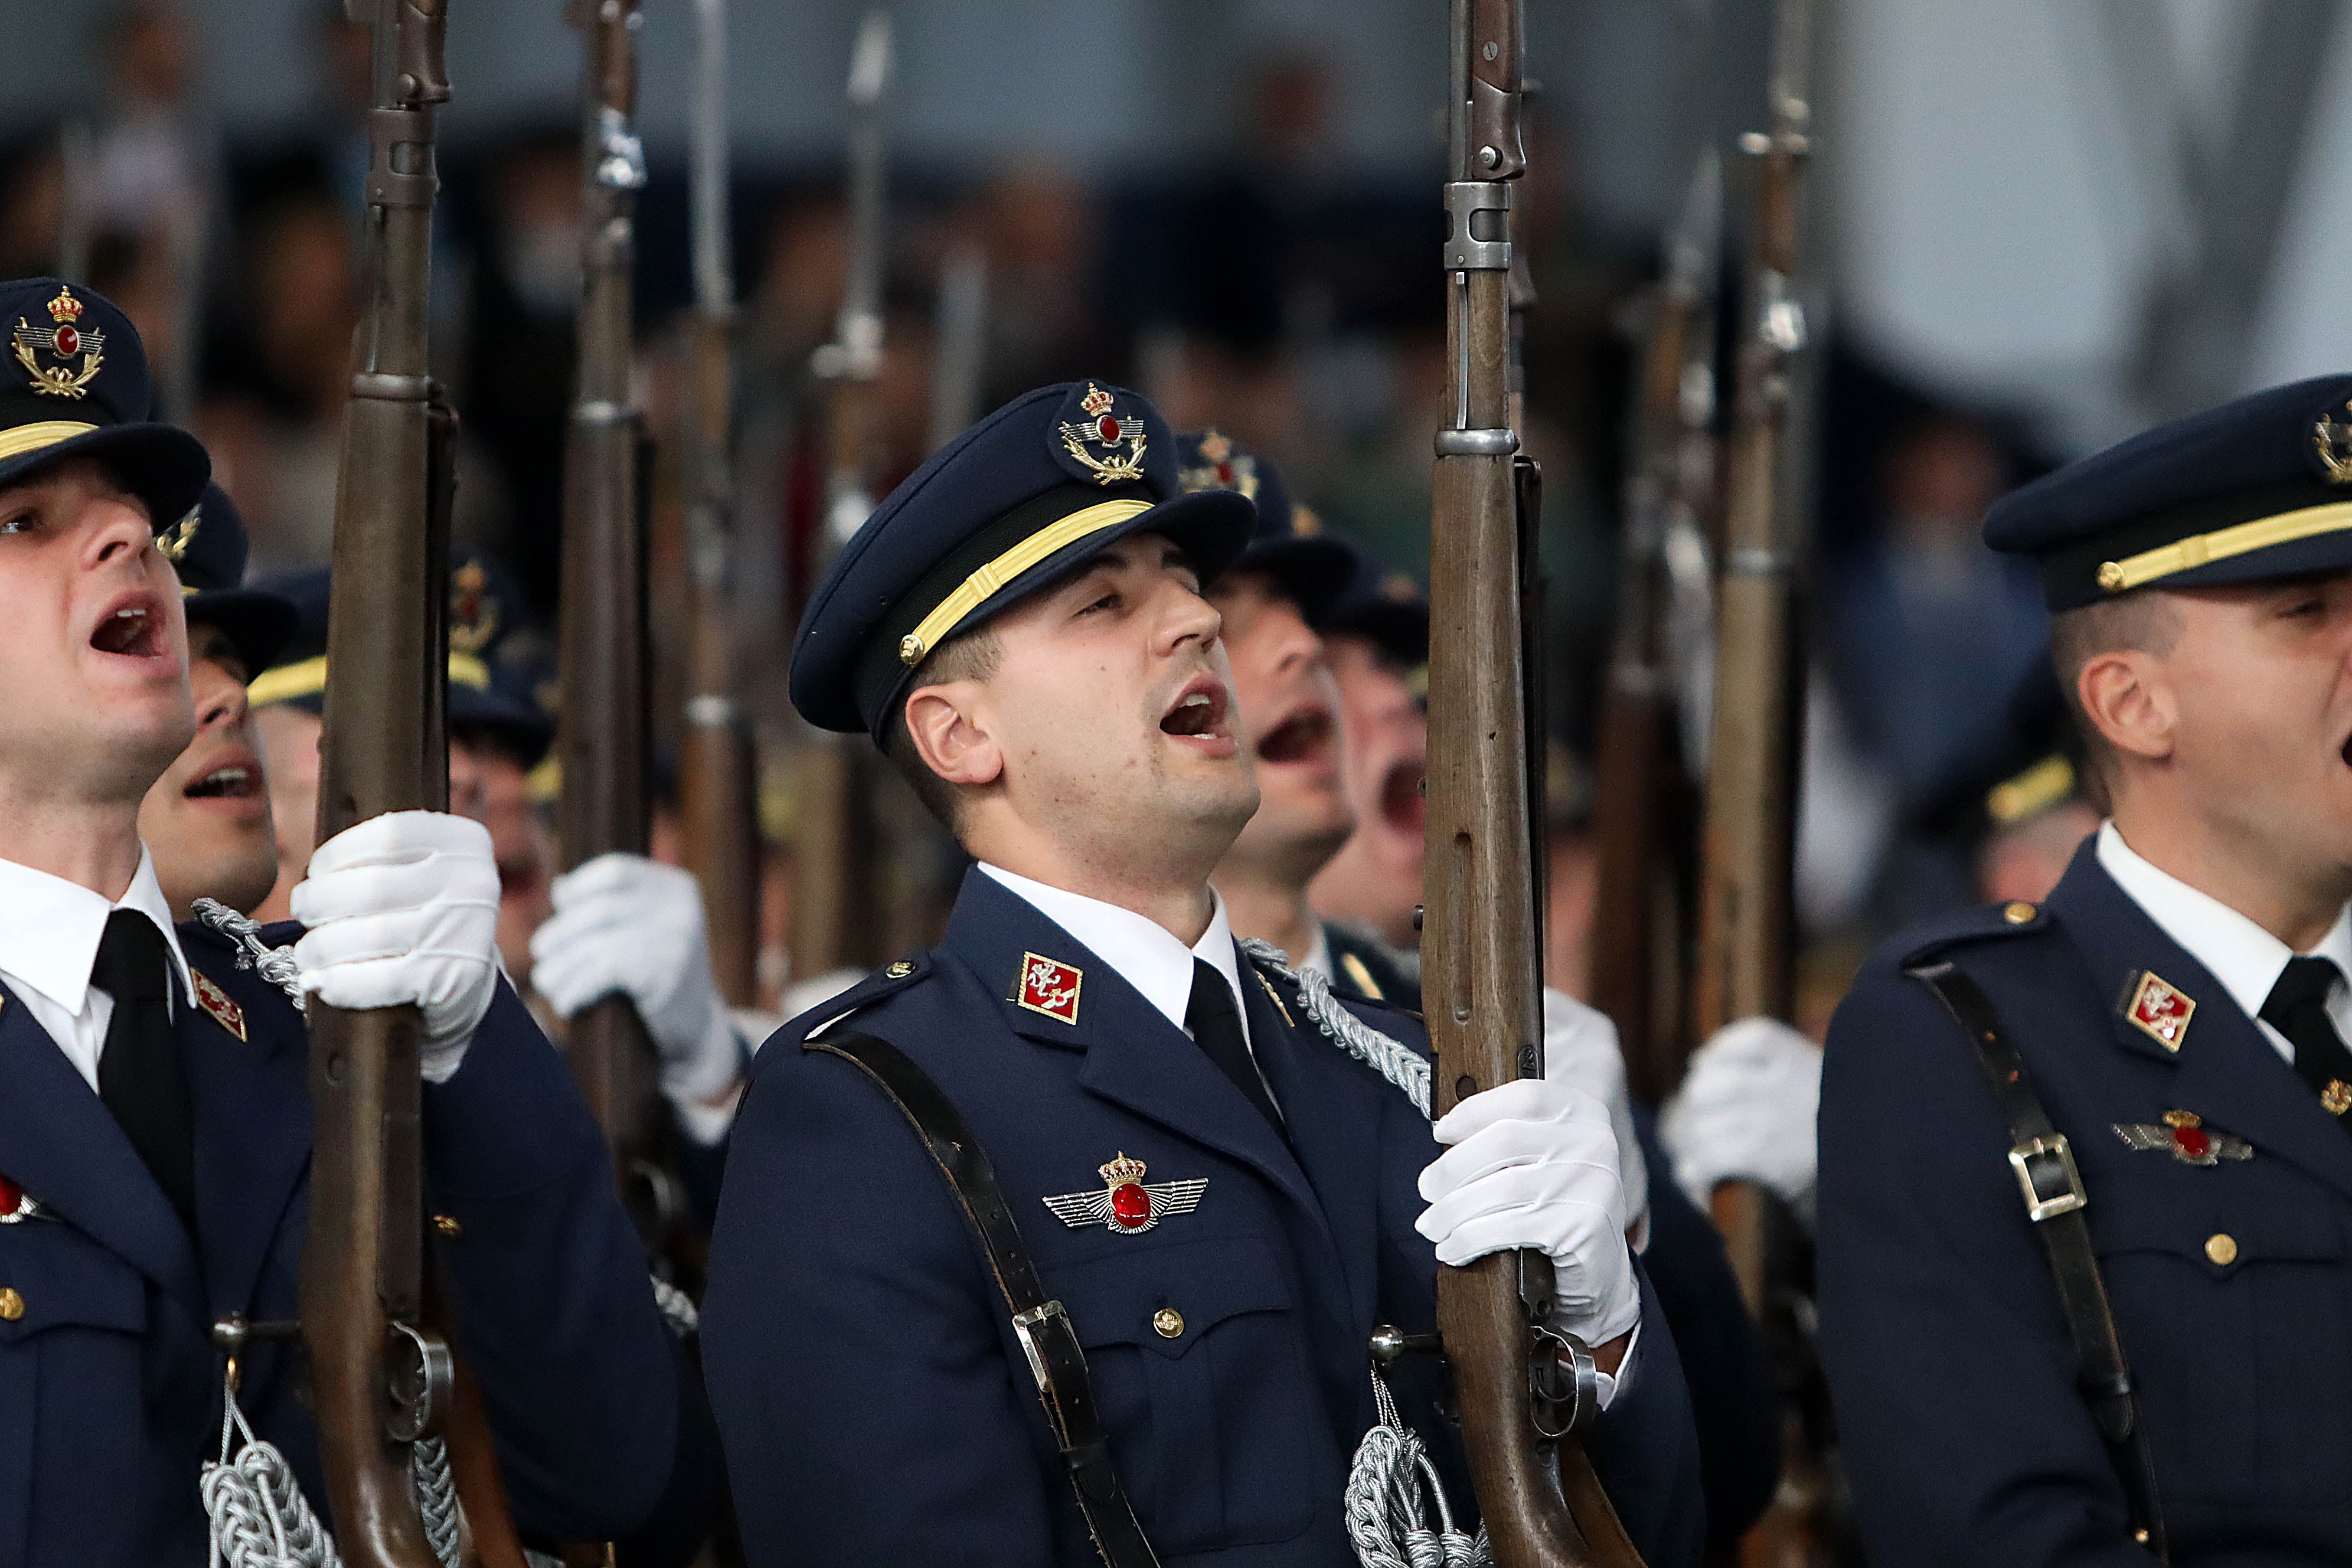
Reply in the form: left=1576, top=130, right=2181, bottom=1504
left=845, top=485, right=1255, bottom=737
left=1226, top=534, right=1358, bottom=626
left=183, top=587, right=300, bottom=679
left=0, top=420, right=210, bottom=535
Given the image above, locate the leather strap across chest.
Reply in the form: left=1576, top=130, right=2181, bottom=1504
left=806, top=1029, right=1159, bottom=1568
left=1907, top=958, right=2168, bottom=1562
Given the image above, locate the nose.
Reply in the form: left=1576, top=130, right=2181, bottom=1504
left=194, top=658, right=250, bottom=732
left=83, top=494, right=157, bottom=570
left=1158, top=576, right=1224, bottom=656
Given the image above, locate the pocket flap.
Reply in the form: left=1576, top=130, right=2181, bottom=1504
left=0, top=1222, right=148, bottom=1340
left=2094, top=1200, right=2343, bottom=1271
left=1051, top=1233, right=1295, bottom=1359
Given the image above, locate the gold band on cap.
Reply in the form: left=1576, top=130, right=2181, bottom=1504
left=897, top=497, right=1156, bottom=667
left=0, top=420, right=98, bottom=463
left=249, top=651, right=493, bottom=707
left=2099, top=498, right=2352, bottom=593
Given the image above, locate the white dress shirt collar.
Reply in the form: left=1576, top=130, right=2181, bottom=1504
left=978, top=862, right=1249, bottom=1040
left=2096, top=820, right=2352, bottom=1037
left=1297, top=925, right=1334, bottom=984
left=0, top=847, right=191, bottom=1017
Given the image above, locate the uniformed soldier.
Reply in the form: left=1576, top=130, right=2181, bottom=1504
left=1178, top=430, right=1782, bottom=1548
left=246, top=556, right=750, bottom=1155
left=136, top=484, right=298, bottom=917
left=0, top=278, right=703, bottom=1564
left=1819, top=374, right=2352, bottom=1564
left=703, top=383, right=1706, bottom=1566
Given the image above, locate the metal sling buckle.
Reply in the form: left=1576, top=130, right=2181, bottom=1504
left=1012, top=1299, right=1070, bottom=1394
left=2008, top=1133, right=2089, bottom=1221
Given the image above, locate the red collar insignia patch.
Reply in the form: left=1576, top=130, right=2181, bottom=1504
left=2125, top=971, right=2194, bottom=1052
left=2113, top=1109, right=2250, bottom=1166
left=1043, top=1152, right=1208, bottom=1234
left=1014, top=952, right=1083, bottom=1025
left=192, top=970, right=246, bottom=1041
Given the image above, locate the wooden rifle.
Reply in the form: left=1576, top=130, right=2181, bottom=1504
left=1424, top=2, right=1645, bottom=1562
left=1593, top=152, right=1722, bottom=1107
left=1695, top=2, right=1835, bottom=1562
left=789, top=12, right=894, bottom=982
left=558, top=0, right=662, bottom=1160
left=676, top=0, right=761, bottom=1007
left=308, top=5, right=528, bottom=1564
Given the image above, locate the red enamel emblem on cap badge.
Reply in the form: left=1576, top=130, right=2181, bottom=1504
left=1014, top=952, right=1083, bottom=1025
left=1043, top=1152, right=1209, bottom=1235
left=2125, top=971, right=2194, bottom=1051
left=1057, top=383, right=1147, bottom=485
left=11, top=285, right=104, bottom=399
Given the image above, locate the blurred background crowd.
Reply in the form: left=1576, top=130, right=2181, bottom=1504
left=4, top=0, right=2341, bottom=1028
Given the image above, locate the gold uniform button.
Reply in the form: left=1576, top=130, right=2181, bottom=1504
left=0, top=1287, right=21, bottom=1321
left=2003, top=901, right=2037, bottom=925
left=1152, top=1308, right=1184, bottom=1339
left=886, top=961, right=914, bottom=979
left=433, top=1214, right=463, bottom=1239
left=2205, top=1233, right=2239, bottom=1267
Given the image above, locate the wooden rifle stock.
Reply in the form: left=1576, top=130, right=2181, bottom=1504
left=308, top=5, right=528, bottom=1564
left=1427, top=3, right=1642, bottom=1563
left=677, top=0, right=759, bottom=1006
left=559, top=0, right=662, bottom=1161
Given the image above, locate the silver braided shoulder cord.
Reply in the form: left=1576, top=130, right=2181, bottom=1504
left=411, top=1439, right=462, bottom=1568
left=191, top=899, right=306, bottom=1013
left=203, top=1372, right=341, bottom=1568
left=1236, top=940, right=1489, bottom=1568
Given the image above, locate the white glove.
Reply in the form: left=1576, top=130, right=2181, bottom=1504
left=1542, top=988, right=1649, bottom=1242
left=1416, top=1077, right=1641, bottom=1348
left=1659, top=1015, right=1822, bottom=1211
left=529, top=854, right=743, bottom=1109
left=292, top=811, right=503, bottom=1086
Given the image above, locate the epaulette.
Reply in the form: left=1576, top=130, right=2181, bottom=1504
left=798, top=952, right=933, bottom=1043
left=1899, top=897, right=2055, bottom=967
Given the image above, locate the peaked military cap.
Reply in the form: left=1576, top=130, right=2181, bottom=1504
left=168, top=484, right=299, bottom=675
left=1319, top=537, right=1429, bottom=669
left=791, top=381, right=1255, bottom=737
left=1987, top=374, right=2352, bottom=609
left=1174, top=429, right=1355, bottom=623
left=247, top=551, right=555, bottom=767
left=0, top=277, right=208, bottom=528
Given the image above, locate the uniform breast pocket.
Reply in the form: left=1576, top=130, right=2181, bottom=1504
left=2096, top=1197, right=2351, bottom=1507
left=0, top=1221, right=150, bottom=1568
left=1052, top=1232, right=1328, bottom=1556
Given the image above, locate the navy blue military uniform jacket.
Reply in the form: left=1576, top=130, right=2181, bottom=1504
left=705, top=869, right=1704, bottom=1567
left=0, top=917, right=691, bottom=1567
left=1821, top=839, right=2352, bottom=1566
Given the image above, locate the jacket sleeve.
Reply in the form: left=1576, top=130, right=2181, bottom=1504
left=1817, top=954, right=2153, bottom=1568
left=420, top=979, right=701, bottom=1545
left=701, top=1034, right=1069, bottom=1568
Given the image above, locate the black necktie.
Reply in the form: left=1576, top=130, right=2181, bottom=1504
left=2259, top=955, right=2352, bottom=1130
left=92, top=909, right=198, bottom=1228
left=1186, top=958, right=1282, bottom=1133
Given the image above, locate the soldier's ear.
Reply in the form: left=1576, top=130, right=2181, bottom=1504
left=904, top=682, right=1002, bottom=790
left=2077, top=647, right=2175, bottom=767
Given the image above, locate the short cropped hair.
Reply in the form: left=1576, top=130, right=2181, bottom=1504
left=880, top=626, right=1001, bottom=835
left=2047, top=590, right=2181, bottom=792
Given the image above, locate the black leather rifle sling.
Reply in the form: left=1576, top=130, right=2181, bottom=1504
left=807, top=1029, right=1161, bottom=1568
left=1906, top=959, right=2168, bottom=1562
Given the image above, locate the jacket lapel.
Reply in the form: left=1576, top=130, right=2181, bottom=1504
left=943, top=871, right=1335, bottom=1237
left=2048, top=842, right=2352, bottom=1204
left=0, top=981, right=207, bottom=1320
left=181, top=959, right=311, bottom=1319
left=1242, top=959, right=1383, bottom=1330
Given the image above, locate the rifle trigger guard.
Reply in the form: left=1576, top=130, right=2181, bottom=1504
left=382, top=1321, right=455, bottom=1444
left=1527, top=1315, right=1600, bottom=1442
